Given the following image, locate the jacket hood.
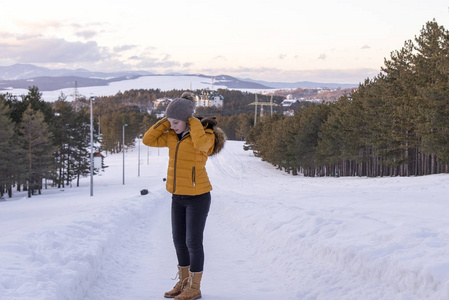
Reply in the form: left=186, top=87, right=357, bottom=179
left=200, top=116, right=226, bottom=156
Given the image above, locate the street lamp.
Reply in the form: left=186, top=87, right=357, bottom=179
left=122, top=124, right=128, bottom=185
left=138, top=134, right=143, bottom=177
left=90, top=96, right=95, bottom=196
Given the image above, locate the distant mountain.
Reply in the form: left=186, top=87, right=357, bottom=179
left=0, top=64, right=154, bottom=80
left=0, top=64, right=357, bottom=92
left=0, top=75, right=144, bottom=91
left=240, top=78, right=358, bottom=89
left=0, top=65, right=273, bottom=91
left=195, top=74, right=271, bottom=89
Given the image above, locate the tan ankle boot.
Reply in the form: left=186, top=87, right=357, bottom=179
left=174, top=271, right=203, bottom=300
left=164, top=265, right=190, bottom=298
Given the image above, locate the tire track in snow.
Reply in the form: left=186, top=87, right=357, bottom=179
left=84, top=141, right=447, bottom=300
left=206, top=141, right=427, bottom=299
left=84, top=190, right=175, bottom=300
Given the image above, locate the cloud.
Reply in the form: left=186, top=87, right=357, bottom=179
left=0, top=37, right=105, bottom=63
left=13, top=19, right=105, bottom=42
left=133, top=54, right=183, bottom=69
left=213, top=55, right=227, bottom=61
left=107, top=46, right=188, bottom=71
left=161, top=53, right=172, bottom=61
left=0, top=28, right=379, bottom=84
left=75, top=30, right=98, bottom=40
left=16, top=33, right=44, bottom=41
left=197, top=66, right=379, bottom=84
left=15, top=20, right=64, bottom=30
left=132, top=53, right=188, bottom=69
left=114, top=45, right=137, bottom=52
left=0, top=31, right=43, bottom=41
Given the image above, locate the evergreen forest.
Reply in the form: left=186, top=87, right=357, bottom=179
left=247, top=20, right=449, bottom=177
left=0, top=82, right=265, bottom=198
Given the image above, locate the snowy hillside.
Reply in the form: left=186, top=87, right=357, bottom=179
left=0, top=64, right=357, bottom=101
left=1, top=75, right=273, bottom=102
left=1, top=141, right=448, bottom=300
left=0, top=75, right=231, bottom=102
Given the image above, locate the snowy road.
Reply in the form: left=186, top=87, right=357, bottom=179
left=84, top=143, right=294, bottom=299
left=1, top=141, right=449, bottom=300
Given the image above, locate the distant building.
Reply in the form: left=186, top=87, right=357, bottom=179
left=281, top=94, right=303, bottom=116
left=281, top=94, right=300, bottom=107
left=153, top=97, right=172, bottom=109
left=93, top=152, right=105, bottom=170
left=195, top=89, right=224, bottom=107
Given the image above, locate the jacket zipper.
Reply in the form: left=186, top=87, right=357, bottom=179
left=172, top=133, right=190, bottom=194
left=192, top=166, right=196, bottom=187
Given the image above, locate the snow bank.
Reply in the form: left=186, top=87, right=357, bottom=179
left=1, top=141, right=448, bottom=300
left=0, top=184, right=159, bottom=299
left=207, top=141, right=449, bottom=300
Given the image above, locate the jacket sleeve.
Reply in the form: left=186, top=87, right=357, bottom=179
left=188, top=117, right=215, bottom=154
left=142, top=117, right=170, bottom=147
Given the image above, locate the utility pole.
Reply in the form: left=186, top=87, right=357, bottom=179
left=254, top=94, right=258, bottom=125
left=248, top=94, right=277, bottom=125
left=138, top=134, right=142, bottom=177
left=122, top=124, right=128, bottom=185
left=89, top=96, right=95, bottom=196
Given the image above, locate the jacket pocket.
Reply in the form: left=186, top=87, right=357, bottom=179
left=192, top=167, right=196, bottom=187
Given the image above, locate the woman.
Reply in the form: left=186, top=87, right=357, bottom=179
left=143, top=92, right=225, bottom=300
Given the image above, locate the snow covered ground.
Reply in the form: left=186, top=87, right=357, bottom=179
left=1, top=140, right=448, bottom=300
left=1, top=75, right=270, bottom=102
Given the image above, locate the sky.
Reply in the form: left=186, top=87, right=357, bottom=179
left=0, top=0, right=448, bottom=84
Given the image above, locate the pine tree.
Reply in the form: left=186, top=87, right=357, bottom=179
left=71, top=110, right=91, bottom=187
left=19, top=106, right=55, bottom=197
left=52, top=99, right=95, bottom=187
left=0, top=102, right=23, bottom=198
left=413, top=21, right=449, bottom=171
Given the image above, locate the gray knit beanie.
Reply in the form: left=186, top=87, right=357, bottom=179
left=165, top=92, right=196, bottom=121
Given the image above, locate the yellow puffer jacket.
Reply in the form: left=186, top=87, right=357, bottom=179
left=142, top=117, right=215, bottom=195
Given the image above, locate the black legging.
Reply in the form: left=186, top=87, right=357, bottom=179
left=171, top=192, right=211, bottom=272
